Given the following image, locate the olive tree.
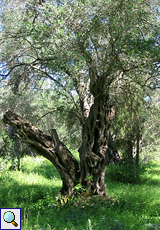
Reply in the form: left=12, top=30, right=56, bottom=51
left=1, top=0, right=159, bottom=196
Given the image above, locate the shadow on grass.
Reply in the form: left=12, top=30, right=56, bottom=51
left=104, top=163, right=160, bottom=219
left=146, top=178, right=160, bottom=186
left=142, top=163, right=160, bottom=186
left=0, top=172, right=125, bottom=229
left=0, top=158, right=160, bottom=230
left=148, top=168, right=160, bottom=175
left=0, top=173, right=61, bottom=209
left=105, top=162, right=160, bottom=187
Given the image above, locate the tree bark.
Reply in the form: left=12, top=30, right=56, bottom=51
left=136, top=127, right=140, bottom=167
left=3, top=111, right=80, bottom=196
left=127, top=140, right=133, bottom=165
left=79, top=96, right=115, bottom=196
left=136, top=126, right=140, bottom=178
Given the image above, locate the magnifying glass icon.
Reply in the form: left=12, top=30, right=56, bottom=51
left=3, top=211, right=18, bottom=227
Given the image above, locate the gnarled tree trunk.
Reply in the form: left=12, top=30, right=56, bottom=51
left=3, top=111, right=80, bottom=196
left=79, top=96, right=115, bottom=196
left=3, top=98, right=115, bottom=197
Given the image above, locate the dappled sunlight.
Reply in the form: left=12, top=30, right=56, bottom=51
left=0, top=156, right=62, bottom=211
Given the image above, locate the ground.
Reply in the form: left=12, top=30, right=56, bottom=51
left=0, top=150, right=160, bottom=230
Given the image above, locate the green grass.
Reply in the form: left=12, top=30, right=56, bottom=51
left=0, top=154, right=160, bottom=230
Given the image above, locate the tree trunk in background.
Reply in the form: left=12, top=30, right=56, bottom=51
left=105, top=132, right=121, bottom=165
left=136, top=128, right=140, bottom=167
left=136, top=127, right=140, bottom=178
left=79, top=96, right=115, bottom=196
left=7, top=125, right=20, bottom=171
left=126, top=140, right=133, bottom=165
left=3, top=111, right=80, bottom=196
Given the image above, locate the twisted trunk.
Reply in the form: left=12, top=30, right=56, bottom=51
left=79, top=96, right=115, bottom=196
left=3, top=111, right=79, bottom=195
left=3, top=94, right=115, bottom=197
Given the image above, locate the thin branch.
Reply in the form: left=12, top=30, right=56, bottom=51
left=30, top=64, right=80, bottom=112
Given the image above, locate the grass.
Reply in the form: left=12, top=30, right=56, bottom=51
left=0, top=153, right=160, bottom=230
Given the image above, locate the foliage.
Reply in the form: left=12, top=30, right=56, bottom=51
left=0, top=0, right=158, bottom=133
left=106, top=163, right=151, bottom=184
left=0, top=0, right=159, bottom=108
left=109, top=85, right=160, bottom=164
left=110, top=85, right=146, bottom=163
left=141, top=88, right=160, bottom=152
left=0, top=129, right=21, bottom=171
left=0, top=131, right=13, bottom=156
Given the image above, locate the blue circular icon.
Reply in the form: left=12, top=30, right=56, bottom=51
left=3, top=211, right=18, bottom=227
left=3, top=211, right=15, bottom=223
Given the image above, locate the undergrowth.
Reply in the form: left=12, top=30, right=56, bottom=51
left=0, top=155, right=160, bottom=230
left=105, top=162, right=154, bottom=184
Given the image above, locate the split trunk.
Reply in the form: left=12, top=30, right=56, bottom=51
left=3, top=102, right=114, bottom=196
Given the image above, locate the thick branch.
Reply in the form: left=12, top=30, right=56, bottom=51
left=3, top=110, right=80, bottom=195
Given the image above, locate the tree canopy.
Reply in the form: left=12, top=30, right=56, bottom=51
left=1, top=0, right=159, bottom=105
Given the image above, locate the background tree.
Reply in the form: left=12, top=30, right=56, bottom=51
left=111, top=79, right=147, bottom=165
left=140, top=87, right=160, bottom=160
left=1, top=0, right=159, bottom=196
